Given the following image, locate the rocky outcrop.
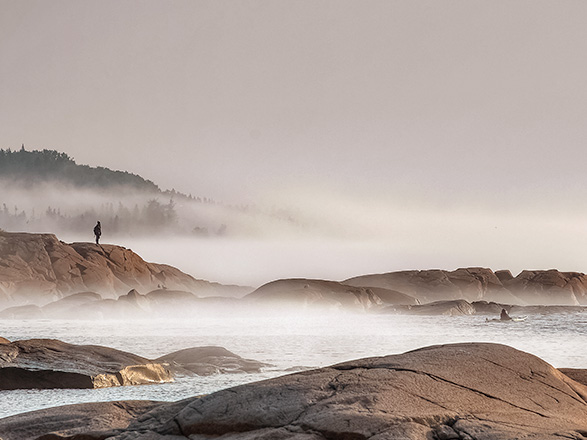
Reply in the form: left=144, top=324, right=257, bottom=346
left=2, top=343, right=586, bottom=439
left=0, top=339, right=268, bottom=390
left=503, top=269, right=587, bottom=305
left=346, top=267, right=587, bottom=305
left=0, top=338, right=173, bottom=389
left=245, top=279, right=417, bottom=311
left=345, top=267, right=518, bottom=304
left=155, top=346, right=270, bottom=376
left=0, top=231, right=249, bottom=306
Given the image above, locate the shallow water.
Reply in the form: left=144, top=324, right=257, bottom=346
left=0, top=311, right=585, bottom=418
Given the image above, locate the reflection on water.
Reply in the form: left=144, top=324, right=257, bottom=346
left=0, top=312, right=585, bottom=418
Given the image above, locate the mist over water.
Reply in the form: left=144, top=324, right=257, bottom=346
left=4, top=179, right=587, bottom=288
left=2, top=2, right=587, bottom=432
left=0, top=311, right=585, bottom=418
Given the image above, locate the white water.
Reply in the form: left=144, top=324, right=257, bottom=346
left=0, top=311, right=585, bottom=418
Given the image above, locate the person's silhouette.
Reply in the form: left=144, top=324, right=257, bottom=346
left=93, top=221, right=102, bottom=245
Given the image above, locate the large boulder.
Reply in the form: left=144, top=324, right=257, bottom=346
left=0, top=231, right=248, bottom=306
left=2, top=343, right=586, bottom=439
left=0, top=339, right=269, bottom=390
left=155, top=346, right=270, bottom=376
left=0, top=339, right=173, bottom=389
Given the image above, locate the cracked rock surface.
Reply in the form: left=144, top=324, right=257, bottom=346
left=1, top=343, right=586, bottom=439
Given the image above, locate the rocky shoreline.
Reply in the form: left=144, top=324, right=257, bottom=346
left=2, top=231, right=587, bottom=318
left=0, top=343, right=586, bottom=440
left=0, top=338, right=268, bottom=390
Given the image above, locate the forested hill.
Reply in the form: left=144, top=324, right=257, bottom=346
left=0, top=147, right=160, bottom=192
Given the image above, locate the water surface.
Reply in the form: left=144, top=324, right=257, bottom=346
left=0, top=311, right=585, bottom=418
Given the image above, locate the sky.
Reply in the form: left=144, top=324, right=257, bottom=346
left=2, top=0, right=587, bottom=279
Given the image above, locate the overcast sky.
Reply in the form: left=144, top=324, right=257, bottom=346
left=2, top=0, right=587, bottom=275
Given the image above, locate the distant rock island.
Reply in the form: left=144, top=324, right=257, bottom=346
left=345, top=267, right=587, bottom=305
left=1, top=343, right=586, bottom=439
left=1, top=231, right=587, bottom=318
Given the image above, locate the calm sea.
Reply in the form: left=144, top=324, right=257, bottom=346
left=0, top=311, right=585, bottom=418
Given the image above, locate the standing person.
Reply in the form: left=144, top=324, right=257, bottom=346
left=94, top=221, right=101, bottom=245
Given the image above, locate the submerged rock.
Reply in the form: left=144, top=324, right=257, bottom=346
left=2, top=343, right=586, bottom=439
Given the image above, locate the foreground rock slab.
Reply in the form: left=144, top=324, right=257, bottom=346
left=0, top=400, right=162, bottom=440
left=0, top=338, right=173, bottom=389
left=2, top=343, right=586, bottom=439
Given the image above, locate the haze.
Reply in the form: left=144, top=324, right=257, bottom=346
left=2, top=0, right=587, bottom=284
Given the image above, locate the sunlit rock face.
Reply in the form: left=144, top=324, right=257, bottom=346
left=0, top=231, right=247, bottom=306
left=2, top=343, right=586, bottom=439
left=0, top=338, right=173, bottom=390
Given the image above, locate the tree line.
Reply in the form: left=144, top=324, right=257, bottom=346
left=0, top=146, right=160, bottom=191
left=0, top=199, right=183, bottom=236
